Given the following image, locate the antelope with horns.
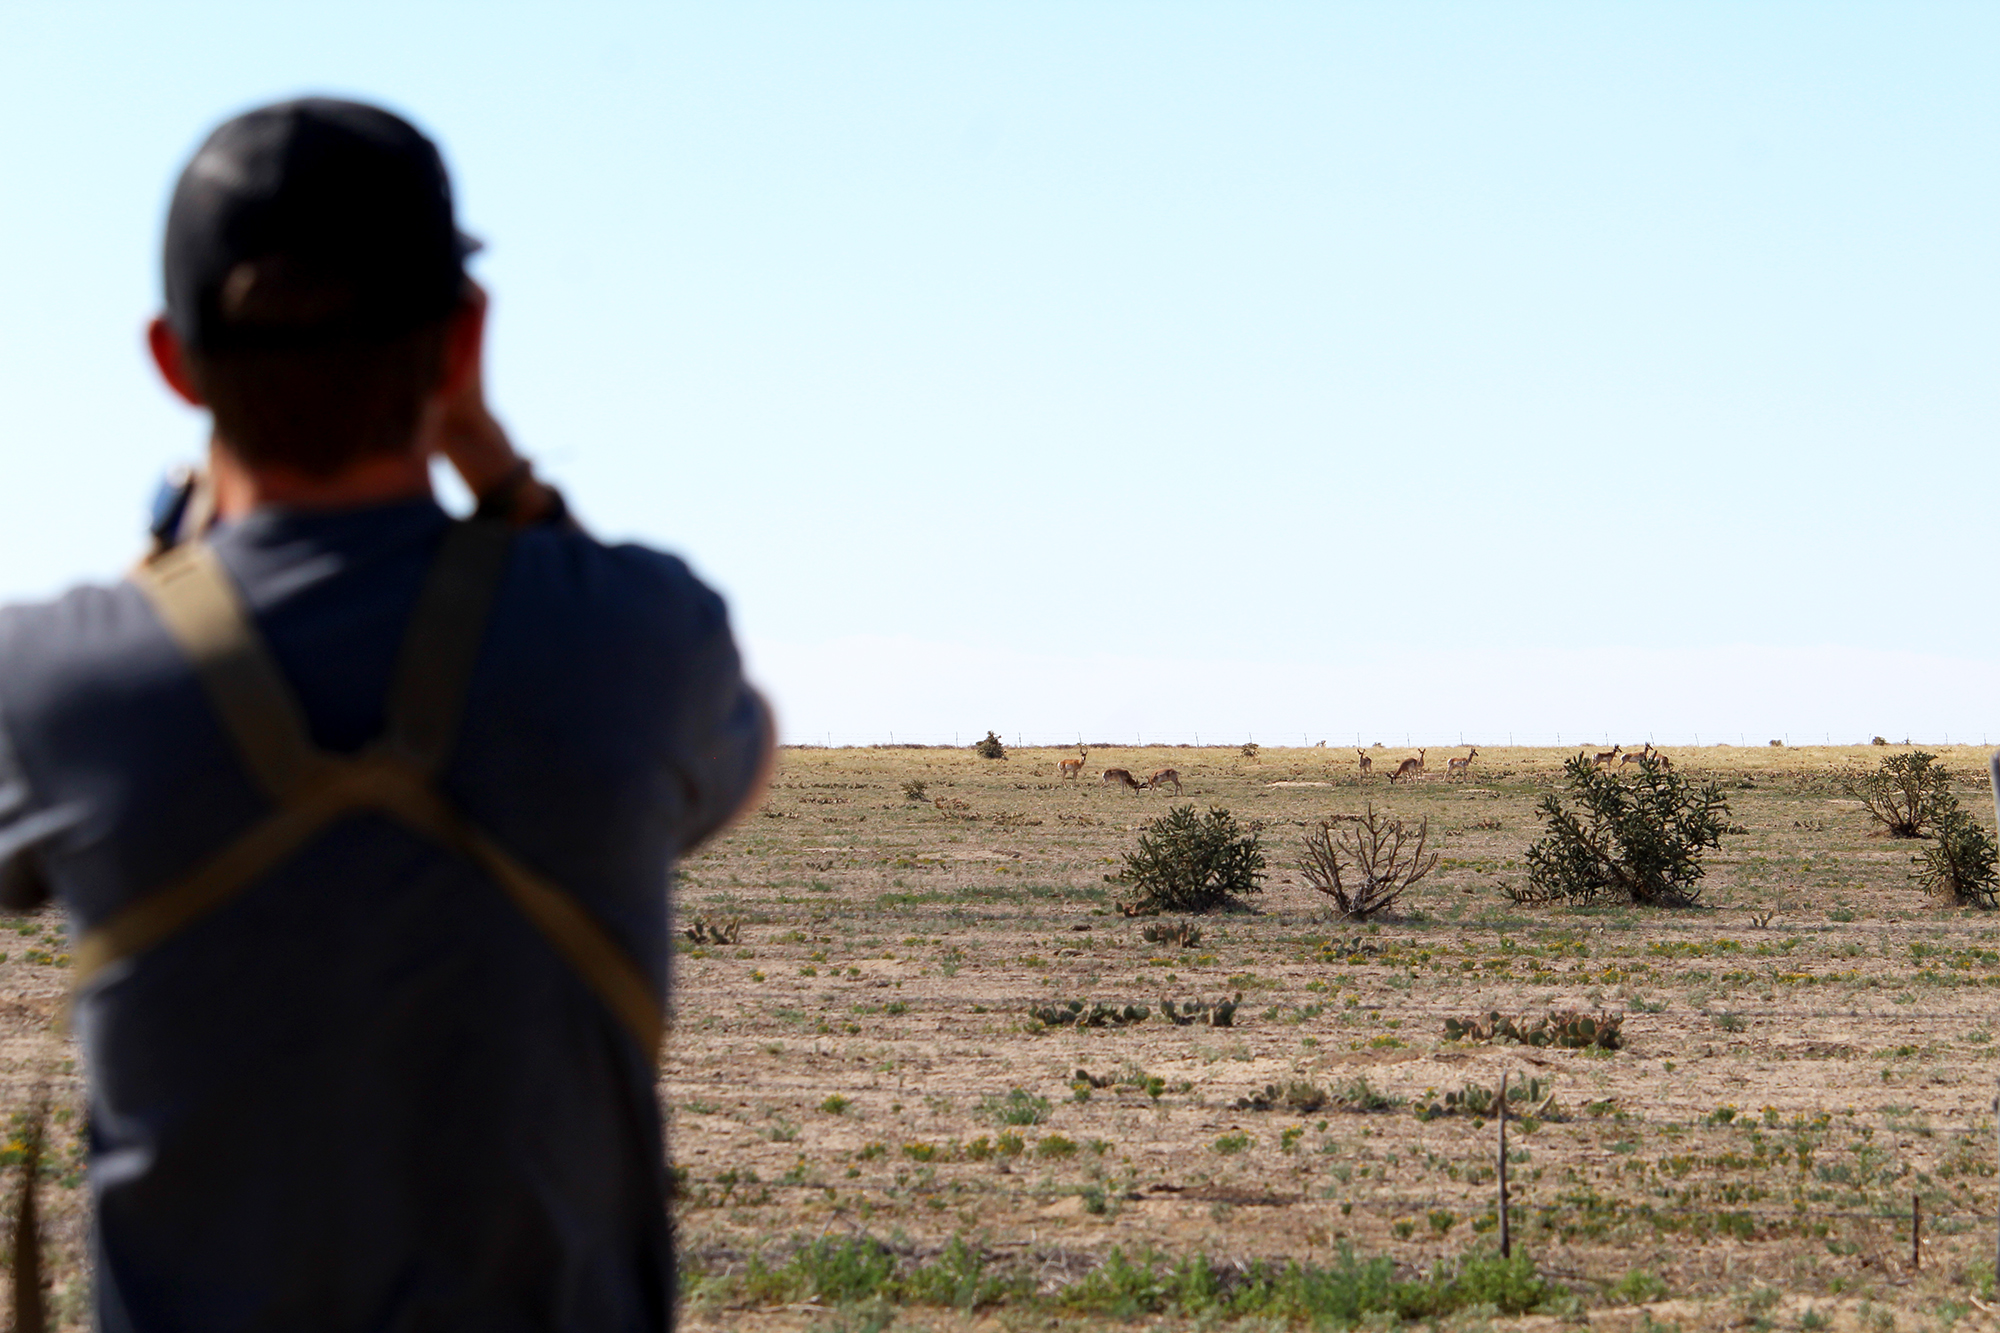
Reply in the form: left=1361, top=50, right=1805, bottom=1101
left=1356, top=749, right=1372, bottom=775
left=1146, top=768, right=1182, bottom=795
left=1058, top=747, right=1087, bottom=780
left=1446, top=747, right=1478, bottom=778
left=1618, top=744, right=1653, bottom=768
left=1390, top=749, right=1426, bottom=783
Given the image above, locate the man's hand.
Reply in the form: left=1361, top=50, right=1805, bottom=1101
left=431, top=282, right=563, bottom=525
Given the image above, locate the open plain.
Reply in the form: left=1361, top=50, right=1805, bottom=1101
left=667, top=743, right=2000, bottom=1330
left=6, top=744, right=2000, bottom=1328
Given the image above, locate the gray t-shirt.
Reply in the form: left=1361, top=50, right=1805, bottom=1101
left=0, top=498, right=766, bottom=1331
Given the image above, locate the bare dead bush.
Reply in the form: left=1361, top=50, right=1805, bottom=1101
left=1297, top=805, right=1437, bottom=920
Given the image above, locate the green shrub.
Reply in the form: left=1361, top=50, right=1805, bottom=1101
left=1114, top=805, right=1265, bottom=914
left=1515, top=756, right=1729, bottom=907
left=1855, top=750, right=1954, bottom=838
left=1331, top=1075, right=1402, bottom=1113
left=1916, top=805, right=2000, bottom=908
left=1055, top=1245, right=1558, bottom=1322
left=973, top=731, right=1007, bottom=759
left=1610, top=1268, right=1669, bottom=1305
left=982, top=1088, right=1051, bottom=1127
left=701, top=1239, right=1563, bottom=1323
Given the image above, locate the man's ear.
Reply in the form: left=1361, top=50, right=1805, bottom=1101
left=147, top=317, right=206, bottom=407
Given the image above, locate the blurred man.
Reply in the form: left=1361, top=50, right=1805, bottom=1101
left=0, top=98, right=771, bottom=1330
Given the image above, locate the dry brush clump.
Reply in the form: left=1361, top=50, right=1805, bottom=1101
left=1141, top=921, right=1203, bottom=948
left=1513, top=756, right=1729, bottom=907
left=1160, top=995, right=1240, bottom=1027
left=1297, top=805, right=1438, bottom=920
left=681, top=917, right=743, bottom=945
left=1028, top=1000, right=1151, bottom=1029
left=1029, top=994, right=1239, bottom=1029
left=1232, top=1080, right=1330, bottom=1114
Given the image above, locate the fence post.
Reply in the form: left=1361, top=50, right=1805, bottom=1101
left=1497, top=1071, right=1510, bottom=1259
left=1912, top=1193, right=1921, bottom=1270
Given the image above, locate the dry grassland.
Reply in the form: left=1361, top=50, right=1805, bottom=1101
left=4, top=744, right=2000, bottom=1328
left=669, top=743, right=2000, bottom=1331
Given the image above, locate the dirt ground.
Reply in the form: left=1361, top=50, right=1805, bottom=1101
left=6, top=742, right=2000, bottom=1329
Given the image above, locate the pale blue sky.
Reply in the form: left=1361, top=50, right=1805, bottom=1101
left=1, top=4, right=1994, bottom=743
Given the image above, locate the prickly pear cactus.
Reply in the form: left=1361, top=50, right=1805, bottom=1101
left=1440, top=1008, right=1622, bottom=1050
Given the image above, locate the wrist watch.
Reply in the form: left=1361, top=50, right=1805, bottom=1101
left=474, top=459, right=569, bottom=527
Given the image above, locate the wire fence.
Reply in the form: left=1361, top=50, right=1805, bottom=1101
left=677, top=1086, right=2000, bottom=1290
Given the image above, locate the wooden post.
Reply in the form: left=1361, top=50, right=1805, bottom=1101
left=9, top=1098, right=44, bottom=1333
left=1498, top=1072, right=1511, bottom=1259
left=1912, top=1194, right=1922, bottom=1270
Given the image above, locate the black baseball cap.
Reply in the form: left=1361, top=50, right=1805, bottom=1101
left=163, top=98, right=478, bottom=352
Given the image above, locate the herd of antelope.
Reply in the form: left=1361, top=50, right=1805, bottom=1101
left=1363, top=747, right=1478, bottom=782
left=1057, top=749, right=1182, bottom=793
left=1054, top=742, right=1674, bottom=790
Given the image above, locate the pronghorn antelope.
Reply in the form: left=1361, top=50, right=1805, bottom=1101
left=1101, top=768, right=1143, bottom=791
left=1446, top=747, right=1478, bottom=777
left=1146, top=768, right=1183, bottom=795
left=1356, top=749, right=1372, bottom=775
left=1058, top=747, right=1087, bottom=780
left=1390, top=749, right=1426, bottom=783
left=1591, top=745, right=1621, bottom=769
left=1618, top=744, right=1653, bottom=768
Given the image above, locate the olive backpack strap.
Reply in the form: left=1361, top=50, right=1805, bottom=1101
left=74, top=547, right=370, bottom=985
left=375, top=519, right=665, bottom=1057
left=131, top=541, right=330, bottom=801
left=381, top=518, right=513, bottom=777
left=75, top=525, right=665, bottom=1062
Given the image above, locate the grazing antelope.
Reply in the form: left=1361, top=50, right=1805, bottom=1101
left=1356, top=749, right=1372, bottom=775
left=1592, top=745, right=1621, bottom=769
left=1390, top=749, right=1426, bottom=783
left=1446, top=747, right=1478, bottom=777
left=1146, top=768, right=1183, bottom=795
left=1101, top=768, right=1143, bottom=791
left=1058, top=747, right=1087, bottom=780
